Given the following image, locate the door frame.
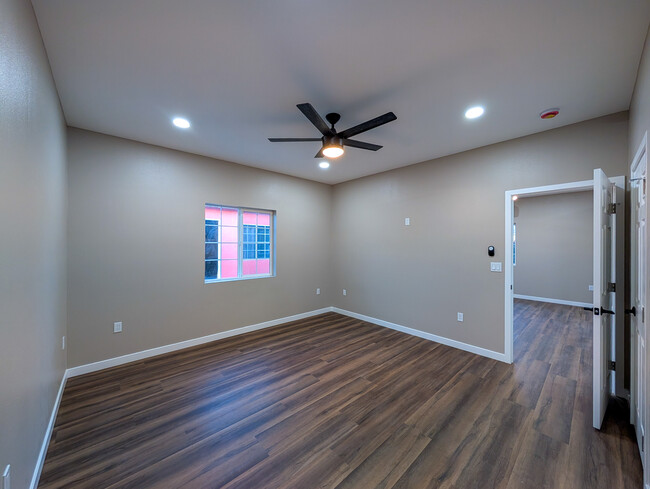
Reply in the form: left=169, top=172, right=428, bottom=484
left=504, top=179, right=593, bottom=364
left=503, top=177, right=624, bottom=369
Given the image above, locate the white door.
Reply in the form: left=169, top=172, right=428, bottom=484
left=631, top=148, right=647, bottom=466
left=593, top=168, right=616, bottom=430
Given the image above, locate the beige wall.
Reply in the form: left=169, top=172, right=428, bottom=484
left=0, top=0, right=67, bottom=487
left=331, top=113, right=628, bottom=354
left=513, top=191, right=593, bottom=304
left=630, top=23, right=650, bottom=160
left=66, top=128, right=333, bottom=367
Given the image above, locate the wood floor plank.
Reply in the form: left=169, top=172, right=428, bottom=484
left=533, top=374, right=577, bottom=444
left=38, top=301, right=643, bottom=489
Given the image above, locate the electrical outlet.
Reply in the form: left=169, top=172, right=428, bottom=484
left=61, top=336, right=65, bottom=350
left=343, top=289, right=347, bottom=296
left=457, top=312, right=464, bottom=322
left=3, top=464, right=10, bottom=489
left=316, top=288, right=321, bottom=295
left=113, top=321, right=123, bottom=333
left=404, top=217, right=410, bottom=226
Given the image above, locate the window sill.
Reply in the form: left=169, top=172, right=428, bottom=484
left=204, top=274, right=275, bottom=284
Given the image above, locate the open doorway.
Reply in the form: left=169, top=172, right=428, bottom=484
left=512, top=190, right=594, bottom=309
left=504, top=173, right=625, bottom=430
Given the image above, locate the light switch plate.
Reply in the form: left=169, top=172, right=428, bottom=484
left=457, top=312, right=464, bottom=322
left=113, top=321, right=123, bottom=333
left=343, top=289, right=347, bottom=296
left=404, top=217, right=410, bottom=226
left=490, top=262, right=503, bottom=272
left=316, top=288, right=320, bottom=295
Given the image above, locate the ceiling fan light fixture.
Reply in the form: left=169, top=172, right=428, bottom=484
left=322, top=144, right=344, bottom=158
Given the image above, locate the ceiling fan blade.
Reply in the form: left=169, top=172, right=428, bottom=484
left=342, top=139, right=382, bottom=151
left=337, top=112, right=397, bottom=139
left=297, top=103, right=333, bottom=136
left=268, top=138, right=322, bottom=142
left=314, top=147, right=325, bottom=158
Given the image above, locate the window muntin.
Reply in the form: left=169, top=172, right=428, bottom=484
left=205, top=205, right=274, bottom=282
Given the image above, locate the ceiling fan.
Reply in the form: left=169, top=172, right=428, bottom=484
left=269, top=103, right=397, bottom=158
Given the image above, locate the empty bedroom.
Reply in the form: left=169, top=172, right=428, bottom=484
left=2, top=0, right=650, bottom=488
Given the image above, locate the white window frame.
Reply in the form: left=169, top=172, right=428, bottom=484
left=205, top=204, right=276, bottom=283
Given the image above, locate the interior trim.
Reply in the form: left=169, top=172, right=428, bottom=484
left=30, top=370, right=68, bottom=489
left=513, top=294, right=593, bottom=309
left=332, top=307, right=508, bottom=363
left=66, top=308, right=333, bottom=378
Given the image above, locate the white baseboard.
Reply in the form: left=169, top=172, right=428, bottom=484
left=332, top=307, right=508, bottom=363
left=67, top=306, right=508, bottom=380
left=513, top=294, right=592, bottom=308
left=30, top=370, right=68, bottom=489
left=67, top=307, right=334, bottom=377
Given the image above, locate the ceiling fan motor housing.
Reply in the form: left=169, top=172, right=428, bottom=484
left=326, top=113, right=341, bottom=127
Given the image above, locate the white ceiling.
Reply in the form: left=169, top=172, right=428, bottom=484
left=32, top=0, right=650, bottom=184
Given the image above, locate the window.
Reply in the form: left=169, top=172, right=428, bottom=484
left=205, top=205, right=275, bottom=282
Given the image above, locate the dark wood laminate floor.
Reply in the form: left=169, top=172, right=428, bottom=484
left=39, top=300, right=642, bottom=488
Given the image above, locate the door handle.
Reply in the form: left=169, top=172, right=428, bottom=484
left=585, top=307, right=614, bottom=315
left=625, top=306, right=637, bottom=316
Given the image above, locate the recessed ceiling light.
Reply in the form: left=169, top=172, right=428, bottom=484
left=319, top=161, right=330, bottom=169
left=465, top=106, right=485, bottom=119
left=172, top=117, right=191, bottom=129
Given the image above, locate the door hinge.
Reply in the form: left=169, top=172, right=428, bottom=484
left=608, top=360, right=616, bottom=371
left=607, top=282, right=616, bottom=293
left=607, top=202, right=617, bottom=214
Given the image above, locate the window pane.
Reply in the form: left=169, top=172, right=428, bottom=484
left=242, top=259, right=257, bottom=276
left=258, top=213, right=270, bottom=226
left=257, top=259, right=270, bottom=274
left=221, top=226, right=238, bottom=243
left=205, top=206, right=221, bottom=221
left=243, top=212, right=257, bottom=225
left=243, top=243, right=255, bottom=259
left=205, top=243, right=219, bottom=260
left=221, top=208, right=238, bottom=226
left=221, top=260, right=238, bottom=278
left=205, top=225, right=218, bottom=242
left=257, top=225, right=270, bottom=242
left=221, top=243, right=237, bottom=260
left=257, top=243, right=269, bottom=258
left=243, top=224, right=255, bottom=242
left=205, top=260, right=219, bottom=280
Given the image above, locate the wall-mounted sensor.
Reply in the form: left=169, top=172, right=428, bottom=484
left=488, top=246, right=495, bottom=257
